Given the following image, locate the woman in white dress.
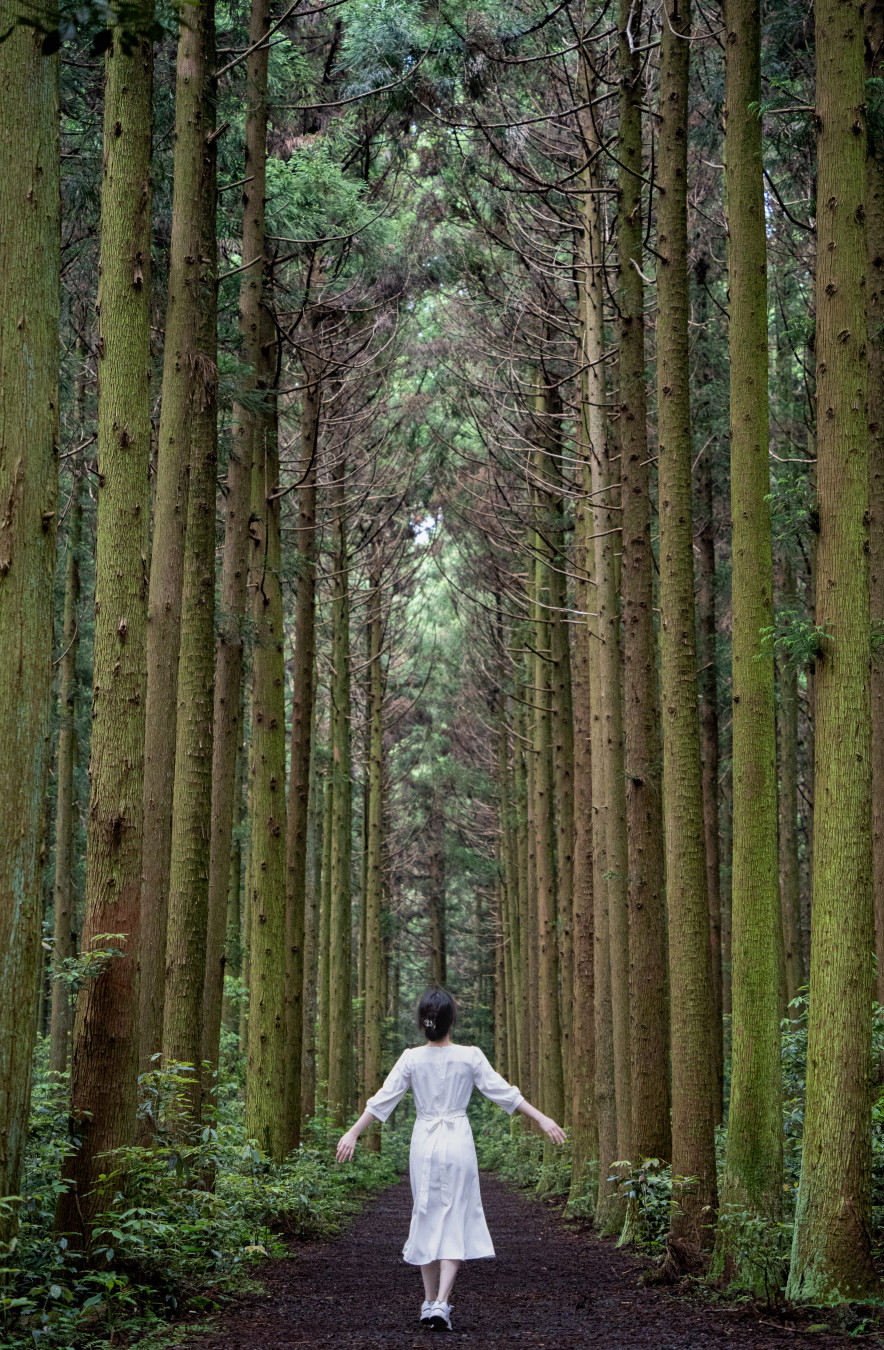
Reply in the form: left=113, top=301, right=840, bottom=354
left=336, top=987, right=566, bottom=1331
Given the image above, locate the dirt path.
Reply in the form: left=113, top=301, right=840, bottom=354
left=183, top=1174, right=862, bottom=1349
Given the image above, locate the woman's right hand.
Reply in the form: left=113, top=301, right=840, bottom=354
left=538, top=1114, right=567, bottom=1145
left=336, top=1127, right=358, bottom=1163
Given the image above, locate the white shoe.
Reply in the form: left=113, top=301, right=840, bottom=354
left=429, top=1300, right=452, bottom=1331
left=420, top=1300, right=434, bottom=1325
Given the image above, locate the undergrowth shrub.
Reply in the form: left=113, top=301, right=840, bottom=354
left=2, top=1041, right=400, bottom=1349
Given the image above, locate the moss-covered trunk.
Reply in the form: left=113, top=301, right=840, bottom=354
left=714, top=0, right=783, bottom=1276
left=139, top=0, right=208, bottom=1069
left=786, top=0, right=878, bottom=1300
left=203, top=0, right=266, bottom=1085
left=617, top=0, right=670, bottom=1165
left=696, top=457, right=723, bottom=1119
left=57, top=3, right=152, bottom=1239
left=0, top=0, right=59, bottom=1223
left=867, top=0, right=884, bottom=1010
left=244, top=307, right=288, bottom=1161
left=164, top=4, right=217, bottom=1121
left=656, top=0, right=718, bottom=1247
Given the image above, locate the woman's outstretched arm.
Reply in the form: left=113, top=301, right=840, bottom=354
left=515, top=1098, right=567, bottom=1144
left=335, top=1049, right=412, bottom=1161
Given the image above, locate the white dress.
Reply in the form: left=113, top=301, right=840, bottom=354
left=365, top=1043, right=523, bottom=1265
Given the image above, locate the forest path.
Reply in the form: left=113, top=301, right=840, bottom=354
left=184, top=1173, right=855, bottom=1349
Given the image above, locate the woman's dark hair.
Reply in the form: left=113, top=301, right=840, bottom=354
left=417, top=987, right=457, bottom=1042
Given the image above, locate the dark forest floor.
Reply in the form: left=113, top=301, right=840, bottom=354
left=181, top=1173, right=878, bottom=1349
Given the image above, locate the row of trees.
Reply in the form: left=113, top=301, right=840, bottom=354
left=0, top=0, right=881, bottom=1310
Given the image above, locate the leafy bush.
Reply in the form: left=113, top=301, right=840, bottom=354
left=1, top=1049, right=400, bottom=1349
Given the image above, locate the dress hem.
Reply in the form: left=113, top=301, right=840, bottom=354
left=401, top=1252, right=496, bottom=1266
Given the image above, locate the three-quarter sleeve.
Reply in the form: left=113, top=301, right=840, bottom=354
left=472, top=1047, right=523, bottom=1115
left=365, top=1050, right=412, bottom=1122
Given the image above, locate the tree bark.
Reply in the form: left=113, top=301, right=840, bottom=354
left=244, top=299, right=288, bottom=1161
left=867, top=0, right=884, bottom=1011
left=656, top=0, right=718, bottom=1247
left=428, top=798, right=447, bottom=986
left=139, top=0, right=207, bottom=1069
left=696, top=455, right=723, bottom=1119
left=163, top=4, right=216, bottom=1121
left=777, top=556, right=805, bottom=1013
left=203, top=0, right=267, bottom=1086
left=327, top=461, right=353, bottom=1125
left=568, top=397, right=597, bottom=1207
left=57, top=2, right=152, bottom=1239
left=531, top=425, right=566, bottom=1131
left=301, top=747, right=322, bottom=1119
left=714, top=0, right=784, bottom=1277
left=317, top=744, right=334, bottom=1099
left=50, top=473, right=82, bottom=1075
left=362, top=535, right=385, bottom=1150
left=591, top=400, right=631, bottom=1165
left=786, top=0, right=878, bottom=1299
left=0, top=0, right=59, bottom=1225
left=616, top=0, right=670, bottom=1165
left=283, top=321, right=321, bottom=1150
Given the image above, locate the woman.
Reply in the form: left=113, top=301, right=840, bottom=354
left=336, top=987, right=566, bottom=1331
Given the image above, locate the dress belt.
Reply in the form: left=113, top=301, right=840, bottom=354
left=415, top=1111, right=467, bottom=1214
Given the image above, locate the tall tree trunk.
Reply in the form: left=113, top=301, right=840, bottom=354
left=591, top=401, right=631, bottom=1164
left=513, top=705, right=535, bottom=1101
left=714, top=0, right=783, bottom=1277
left=244, top=302, right=288, bottom=1161
left=428, top=798, right=447, bottom=986
left=575, top=122, right=618, bottom=1229
left=568, top=406, right=597, bottom=1207
left=164, top=2, right=216, bottom=1121
left=317, top=745, right=334, bottom=1098
left=617, top=0, right=670, bottom=1165
left=203, top=0, right=267, bottom=1085
left=221, top=717, right=246, bottom=1034
left=283, top=323, right=321, bottom=1150
left=301, top=749, right=322, bottom=1119
left=786, top=0, right=878, bottom=1299
left=696, top=455, right=723, bottom=1119
left=867, top=0, right=884, bottom=1011
left=532, top=429, right=565, bottom=1131
left=50, top=473, right=82, bottom=1075
left=656, top=0, right=718, bottom=1248
left=139, top=0, right=207, bottom=1069
left=363, top=537, right=385, bottom=1150
left=777, top=556, right=805, bottom=1012
left=327, top=461, right=353, bottom=1125
left=57, top=2, right=152, bottom=1239
left=545, top=445, right=575, bottom=1096
left=495, top=645, right=521, bottom=1088
left=0, top=0, right=59, bottom=1225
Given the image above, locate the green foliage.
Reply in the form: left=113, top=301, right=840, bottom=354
left=2, top=1053, right=398, bottom=1348
left=609, top=1160, right=676, bottom=1255
left=716, top=1205, right=792, bottom=1305
left=758, top=610, right=832, bottom=669
left=46, top=932, right=127, bottom=1000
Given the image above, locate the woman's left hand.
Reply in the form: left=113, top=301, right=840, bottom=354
left=336, top=1128, right=358, bottom=1163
